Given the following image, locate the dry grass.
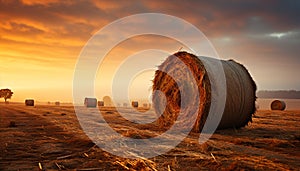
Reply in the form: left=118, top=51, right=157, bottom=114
left=0, top=103, right=299, bottom=170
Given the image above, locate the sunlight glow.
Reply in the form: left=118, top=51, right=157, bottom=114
left=269, top=31, right=295, bottom=39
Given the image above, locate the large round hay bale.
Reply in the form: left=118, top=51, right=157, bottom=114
left=25, top=99, right=34, bottom=106
left=271, top=100, right=286, bottom=110
left=55, top=101, right=60, bottom=106
left=152, top=51, right=256, bottom=132
left=84, top=98, right=97, bottom=108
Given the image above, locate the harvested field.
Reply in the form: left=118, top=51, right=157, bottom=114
left=0, top=103, right=299, bottom=170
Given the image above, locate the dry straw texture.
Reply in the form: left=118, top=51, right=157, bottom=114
left=152, top=52, right=256, bottom=132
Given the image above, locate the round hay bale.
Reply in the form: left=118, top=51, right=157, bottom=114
left=103, top=96, right=113, bottom=107
left=25, top=99, right=34, bottom=106
left=55, top=101, right=60, bottom=106
left=152, top=51, right=256, bottom=132
left=271, top=100, right=286, bottom=110
left=98, top=101, right=104, bottom=106
left=84, top=98, right=97, bottom=108
left=132, top=101, right=138, bottom=108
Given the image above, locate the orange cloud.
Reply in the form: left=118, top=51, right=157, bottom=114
left=0, top=0, right=299, bottom=103
left=20, top=0, right=61, bottom=6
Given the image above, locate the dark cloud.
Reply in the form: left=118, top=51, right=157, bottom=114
left=1, top=0, right=299, bottom=38
left=137, top=0, right=300, bottom=37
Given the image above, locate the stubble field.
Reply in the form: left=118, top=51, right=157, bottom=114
left=0, top=103, right=299, bottom=170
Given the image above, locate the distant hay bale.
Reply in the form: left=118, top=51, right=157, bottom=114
left=98, top=101, right=104, bottom=107
left=271, top=100, right=286, bottom=110
left=152, top=51, right=256, bottom=132
left=84, top=98, right=97, bottom=108
left=143, top=103, right=148, bottom=108
left=25, top=99, right=34, bottom=106
left=103, top=96, right=113, bottom=107
left=132, top=101, right=138, bottom=108
left=55, top=101, right=60, bottom=106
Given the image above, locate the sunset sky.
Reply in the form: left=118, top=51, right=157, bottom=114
left=0, top=0, right=299, bottom=103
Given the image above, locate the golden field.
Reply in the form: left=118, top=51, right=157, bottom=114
left=0, top=103, right=299, bottom=170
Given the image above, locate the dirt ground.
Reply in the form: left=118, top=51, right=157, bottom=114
left=0, top=103, right=299, bottom=171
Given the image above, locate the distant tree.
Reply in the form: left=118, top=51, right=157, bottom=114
left=0, top=89, right=13, bottom=102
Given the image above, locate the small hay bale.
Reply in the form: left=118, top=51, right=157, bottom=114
left=25, top=99, right=34, bottom=106
left=84, top=98, right=97, bottom=108
left=103, top=96, right=113, bottom=107
left=55, top=101, right=60, bottom=106
left=143, top=103, right=148, bottom=108
left=98, top=101, right=104, bottom=106
left=152, top=51, right=256, bottom=132
left=132, top=101, right=138, bottom=108
left=271, top=100, right=286, bottom=110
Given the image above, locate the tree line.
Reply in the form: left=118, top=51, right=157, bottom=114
left=257, top=90, right=300, bottom=99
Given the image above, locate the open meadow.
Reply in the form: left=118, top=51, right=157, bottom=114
left=0, top=103, right=299, bottom=170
